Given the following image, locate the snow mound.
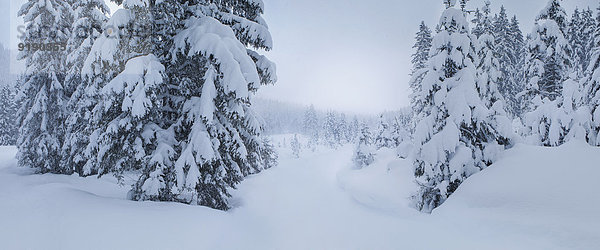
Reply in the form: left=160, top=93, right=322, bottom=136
left=335, top=141, right=600, bottom=249
left=441, top=141, right=599, bottom=212
left=433, top=141, right=600, bottom=249
left=337, top=148, right=417, bottom=213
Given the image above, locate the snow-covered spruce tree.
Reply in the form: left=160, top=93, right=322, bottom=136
left=508, top=15, right=526, bottom=75
left=62, top=0, right=109, bottom=175
left=582, top=7, right=600, bottom=146
left=338, top=113, right=349, bottom=143
left=506, top=15, right=527, bottom=118
left=411, top=22, right=433, bottom=74
left=471, top=1, right=493, bottom=39
left=522, top=0, right=575, bottom=147
left=323, top=111, right=340, bottom=148
left=290, top=134, right=301, bottom=159
left=64, top=0, right=109, bottom=97
left=522, top=2, right=598, bottom=147
left=523, top=74, right=591, bottom=146
left=568, top=8, right=585, bottom=77
left=129, top=0, right=278, bottom=210
left=580, top=7, right=600, bottom=73
left=375, top=114, right=393, bottom=149
left=349, top=116, right=360, bottom=143
left=390, top=117, right=409, bottom=148
left=581, top=8, right=597, bottom=74
left=458, top=0, right=468, bottom=12
left=0, top=85, right=18, bottom=145
left=523, top=0, right=571, bottom=104
left=560, top=77, right=591, bottom=143
left=493, top=7, right=526, bottom=118
left=475, top=4, right=504, bottom=109
left=492, top=6, right=510, bottom=78
left=353, top=123, right=375, bottom=169
left=476, top=7, right=516, bottom=138
left=470, top=8, right=484, bottom=38
left=568, top=8, right=596, bottom=78
left=412, top=3, right=512, bottom=212
left=78, top=1, right=156, bottom=178
left=409, top=21, right=433, bottom=131
left=16, top=0, right=72, bottom=173
left=395, top=109, right=413, bottom=138
left=303, top=104, right=320, bottom=147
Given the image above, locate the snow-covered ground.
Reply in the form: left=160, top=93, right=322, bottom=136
left=1, top=139, right=599, bottom=250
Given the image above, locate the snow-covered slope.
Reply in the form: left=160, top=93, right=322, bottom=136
left=436, top=141, right=600, bottom=249
left=338, top=141, right=600, bottom=249
left=0, top=141, right=598, bottom=250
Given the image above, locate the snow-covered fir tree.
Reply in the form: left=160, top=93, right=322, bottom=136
left=64, top=0, right=109, bottom=97
left=523, top=0, right=571, bottom=103
left=411, top=22, right=433, bottom=73
left=508, top=15, right=526, bottom=63
left=390, top=117, right=409, bottom=148
left=475, top=4, right=504, bottom=109
left=17, top=0, right=72, bottom=173
left=52, top=0, right=277, bottom=209
left=79, top=1, right=157, bottom=178
left=581, top=8, right=597, bottom=74
left=323, top=111, right=341, bottom=148
left=62, top=0, right=109, bottom=175
left=493, top=7, right=526, bottom=118
left=506, top=15, right=527, bottom=117
left=349, top=116, right=360, bottom=143
left=0, top=85, right=18, bottom=145
left=395, top=108, right=413, bottom=131
left=458, top=0, right=468, bottom=12
left=338, top=113, right=349, bottom=143
left=493, top=6, right=511, bottom=79
left=523, top=74, right=591, bottom=146
left=353, top=123, right=375, bottom=169
left=522, top=0, right=577, bottom=147
left=568, top=8, right=596, bottom=78
left=522, top=2, right=599, bottom=147
left=470, top=8, right=484, bottom=38
left=568, top=8, right=585, bottom=77
left=559, top=76, right=591, bottom=143
left=375, top=115, right=393, bottom=149
left=471, top=1, right=493, bottom=39
left=290, top=134, right=301, bottom=159
left=128, top=0, right=278, bottom=210
left=303, top=104, right=320, bottom=147
left=412, top=3, right=512, bottom=212
left=582, top=6, right=600, bottom=146
left=409, top=21, right=432, bottom=130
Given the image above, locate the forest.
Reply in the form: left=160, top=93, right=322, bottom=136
left=0, top=0, right=598, bottom=249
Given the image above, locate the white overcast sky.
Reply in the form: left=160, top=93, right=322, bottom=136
left=2, top=0, right=596, bottom=113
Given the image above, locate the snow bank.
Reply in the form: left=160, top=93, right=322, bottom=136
left=337, top=148, right=417, bottom=213
left=435, top=141, right=600, bottom=249
left=337, top=141, right=600, bottom=249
